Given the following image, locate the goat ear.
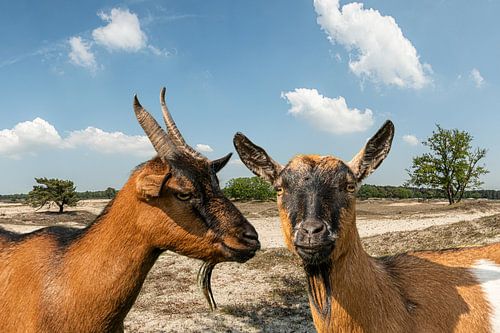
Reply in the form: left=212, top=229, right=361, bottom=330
left=210, top=153, right=232, bottom=173
left=136, top=173, right=166, bottom=199
left=135, top=160, right=172, bottom=200
left=233, top=132, right=282, bottom=183
left=348, top=120, right=395, bottom=182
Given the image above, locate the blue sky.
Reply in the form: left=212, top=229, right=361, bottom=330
left=1, top=0, right=499, bottom=193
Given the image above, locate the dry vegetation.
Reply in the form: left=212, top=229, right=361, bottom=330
left=1, top=199, right=499, bottom=332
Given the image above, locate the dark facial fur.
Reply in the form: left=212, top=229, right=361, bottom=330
left=167, top=153, right=260, bottom=262
left=277, top=156, right=355, bottom=265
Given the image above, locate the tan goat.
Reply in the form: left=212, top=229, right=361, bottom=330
left=0, top=88, right=260, bottom=332
left=234, top=121, right=500, bottom=333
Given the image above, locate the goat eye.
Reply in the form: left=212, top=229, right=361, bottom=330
left=175, top=193, right=192, bottom=201
left=346, top=184, right=356, bottom=193
left=276, top=187, right=284, bottom=196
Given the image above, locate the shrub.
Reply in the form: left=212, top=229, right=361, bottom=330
left=223, top=177, right=276, bottom=201
left=27, top=177, right=79, bottom=213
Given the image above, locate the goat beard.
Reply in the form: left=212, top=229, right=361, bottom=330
left=197, top=261, right=217, bottom=311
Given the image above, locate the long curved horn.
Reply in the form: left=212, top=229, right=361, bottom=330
left=160, top=87, right=187, bottom=148
left=134, top=95, right=173, bottom=159
left=160, top=87, right=204, bottom=160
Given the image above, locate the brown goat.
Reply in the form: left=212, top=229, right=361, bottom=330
left=0, top=88, right=260, bottom=333
left=234, top=121, right=500, bottom=333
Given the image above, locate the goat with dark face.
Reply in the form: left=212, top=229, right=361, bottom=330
left=234, top=122, right=500, bottom=333
left=233, top=120, right=390, bottom=267
left=276, top=156, right=355, bottom=264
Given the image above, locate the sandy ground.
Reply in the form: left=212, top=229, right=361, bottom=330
left=1, top=199, right=499, bottom=332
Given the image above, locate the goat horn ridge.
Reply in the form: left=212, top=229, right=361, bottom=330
left=160, top=87, right=205, bottom=160
left=133, top=94, right=174, bottom=159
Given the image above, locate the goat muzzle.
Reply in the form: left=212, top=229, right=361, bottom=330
left=294, top=219, right=334, bottom=264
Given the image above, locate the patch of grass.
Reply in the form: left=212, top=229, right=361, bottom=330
left=269, top=275, right=308, bottom=305
left=363, top=213, right=500, bottom=257
left=246, top=248, right=300, bottom=270
left=220, top=299, right=314, bottom=333
left=0, top=211, right=96, bottom=226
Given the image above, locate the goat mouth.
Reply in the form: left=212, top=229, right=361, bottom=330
left=221, top=242, right=258, bottom=263
left=295, top=243, right=333, bottom=264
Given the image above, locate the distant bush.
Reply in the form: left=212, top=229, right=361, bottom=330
left=358, top=185, right=416, bottom=199
left=77, top=187, right=117, bottom=200
left=224, top=177, right=276, bottom=201
left=358, top=184, right=445, bottom=200
left=0, top=193, right=28, bottom=202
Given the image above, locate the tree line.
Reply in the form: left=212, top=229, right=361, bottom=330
left=0, top=186, right=117, bottom=203
left=357, top=184, right=500, bottom=200
left=221, top=179, right=500, bottom=201
left=3, top=181, right=498, bottom=205
left=0, top=124, right=494, bottom=207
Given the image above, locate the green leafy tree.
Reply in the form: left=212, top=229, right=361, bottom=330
left=104, top=187, right=117, bottom=199
left=223, top=177, right=276, bottom=201
left=406, top=125, right=488, bottom=204
left=27, top=178, right=79, bottom=213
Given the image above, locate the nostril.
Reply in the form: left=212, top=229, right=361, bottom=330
left=302, top=221, right=326, bottom=235
left=240, top=223, right=260, bottom=249
left=241, top=222, right=259, bottom=241
left=243, top=230, right=258, bottom=241
left=241, top=225, right=260, bottom=250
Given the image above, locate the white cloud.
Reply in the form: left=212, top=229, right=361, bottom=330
left=68, top=36, right=98, bottom=72
left=402, top=134, right=419, bottom=146
left=195, top=144, right=214, bottom=153
left=470, top=68, right=485, bottom=88
left=65, top=127, right=154, bottom=156
left=0, top=118, right=62, bottom=158
left=228, top=159, right=244, bottom=166
left=92, top=8, right=147, bottom=52
left=282, top=88, right=374, bottom=134
left=68, top=8, right=169, bottom=72
left=147, top=45, right=172, bottom=57
left=314, top=0, right=431, bottom=89
left=0, top=118, right=154, bottom=159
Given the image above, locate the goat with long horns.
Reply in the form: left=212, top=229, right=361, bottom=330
left=0, top=87, right=260, bottom=332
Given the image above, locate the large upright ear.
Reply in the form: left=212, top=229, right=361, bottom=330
left=233, top=132, right=283, bottom=183
left=348, top=120, right=395, bottom=182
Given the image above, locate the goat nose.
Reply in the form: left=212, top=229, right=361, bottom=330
left=243, top=229, right=258, bottom=241
left=241, top=224, right=260, bottom=248
left=301, top=220, right=326, bottom=235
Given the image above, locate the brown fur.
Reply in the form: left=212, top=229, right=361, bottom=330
left=233, top=124, right=498, bottom=333
left=280, top=156, right=498, bottom=333
left=0, top=157, right=257, bottom=332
